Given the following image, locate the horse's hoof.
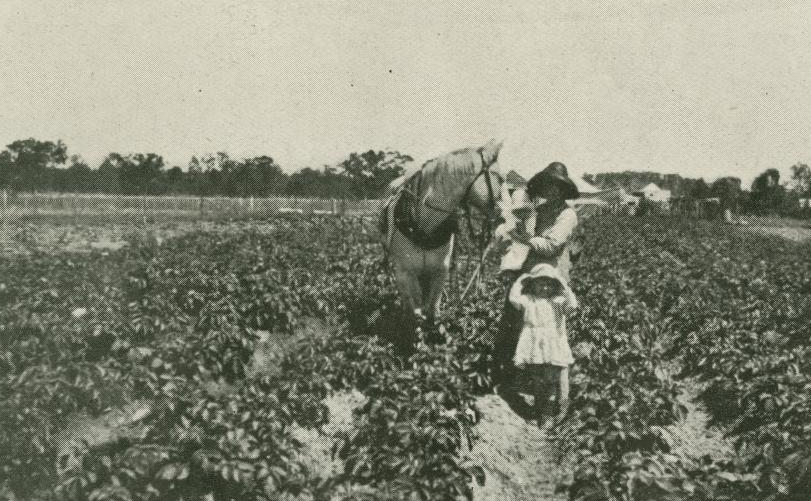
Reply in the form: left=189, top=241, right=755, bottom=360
left=413, top=309, right=428, bottom=322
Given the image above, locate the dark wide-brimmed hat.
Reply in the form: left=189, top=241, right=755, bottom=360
left=526, top=162, right=579, bottom=200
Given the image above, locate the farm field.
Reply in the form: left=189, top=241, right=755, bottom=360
left=0, top=192, right=382, bottom=227
left=1, top=214, right=810, bottom=501
left=0, top=218, right=381, bottom=256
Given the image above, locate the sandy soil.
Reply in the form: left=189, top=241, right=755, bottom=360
left=294, top=380, right=733, bottom=501
left=743, top=224, right=811, bottom=243
left=469, top=393, right=566, bottom=501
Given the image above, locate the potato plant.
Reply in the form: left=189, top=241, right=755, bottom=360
left=3, top=213, right=810, bottom=501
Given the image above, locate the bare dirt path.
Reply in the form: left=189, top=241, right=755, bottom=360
left=301, top=382, right=733, bottom=500
left=469, top=393, right=566, bottom=501
left=743, top=224, right=811, bottom=243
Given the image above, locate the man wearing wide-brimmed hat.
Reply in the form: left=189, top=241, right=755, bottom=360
left=520, top=161, right=579, bottom=280
left=495, top=161, right=580, bottom=392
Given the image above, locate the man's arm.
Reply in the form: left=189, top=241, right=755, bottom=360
left=492, top=221, right=515, bottom=253
left=528, top=209, right=578, bottom=257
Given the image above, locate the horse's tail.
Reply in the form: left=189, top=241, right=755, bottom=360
left=378, top=194, right=397, bottom=266
left=378, top=198, right=390, bottom=238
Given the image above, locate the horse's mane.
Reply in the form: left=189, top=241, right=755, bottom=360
left=403, top=140, right=502, bottom=197
left=418, top=147, right=483, bottom=195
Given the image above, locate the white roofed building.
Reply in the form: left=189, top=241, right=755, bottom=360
left=573, top=176, right=601, bottom=196
left=634, top=182, right=672, bottom=202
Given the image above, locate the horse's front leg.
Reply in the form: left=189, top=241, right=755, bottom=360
left=425, top=237, right=455, bottom=320
left=394, top=263, right=422, bottom=317
left=426, top=266, right=449, bottom=319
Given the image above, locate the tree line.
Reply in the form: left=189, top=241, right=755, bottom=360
left=0, top=138, right=411, bottom=200
left=1, top=137, right=810, bottom=216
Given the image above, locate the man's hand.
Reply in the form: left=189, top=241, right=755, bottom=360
left=508, top=227, right=530, bottom=244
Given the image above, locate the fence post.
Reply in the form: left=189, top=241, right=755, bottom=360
left=1, top=189, right=7, bottom=250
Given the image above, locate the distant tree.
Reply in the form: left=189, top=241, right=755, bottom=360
left=186, top=156, right=207, bottom=195
left=194, top=152, right=237, bottom=196
left=686, top=178, right=711, bottom=200
left=0, top=150, right=13, bottom=188
left=337, top=150, right=412, bottom=199
left=710, top=177, right=743, bottom=212
left=750, top=168, right=785, bottom=215
left=285, top=167, right=325, bottom=198
left=164, top=166, right=185, bottom=194
left=789, top=163, right=811, bottom=197
left=241, top=155, right=286, bottom=196
left=285, top=166, right=351, bottom=198
left=96, top=154, right=123, bottom=193
left=216, top=152, right=239, bottom=196
left=205, top=169, right=223, bottom=196
left=118, top=153, right=166, bottom=195
left=59, top=155, right=94, bottom=192
left=1, top=138, right=68, bottom=191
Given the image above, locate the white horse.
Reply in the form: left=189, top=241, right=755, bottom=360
left=380, top=139, right=504, bottom=319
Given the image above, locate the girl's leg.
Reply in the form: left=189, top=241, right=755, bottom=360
left=532, top=366, right=551, bottom=425
left=555, top=366, right=570, bottom=423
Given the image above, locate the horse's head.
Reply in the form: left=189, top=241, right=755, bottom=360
left=464, top=138, right=504, bottom=216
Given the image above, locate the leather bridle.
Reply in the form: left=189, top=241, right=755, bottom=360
left=461, top=149, right=499, bottom=255
left=421, top=148, right=500, bottom=261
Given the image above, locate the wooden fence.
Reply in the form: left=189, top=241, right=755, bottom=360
left=0, top=190, right=384, bottom=223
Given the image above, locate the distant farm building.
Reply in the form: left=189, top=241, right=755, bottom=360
left=573, top=176, right=601, bottom=197
left=504, top=170, right=527, bottom=195
left=571, top=186, right=639, bottom=215
left=633, top=182, right=672, bottom=202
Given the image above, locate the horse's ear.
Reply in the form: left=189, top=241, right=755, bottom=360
left=494, top=139, right=505, bottom=158
left=482, top=138, right=505, bottom=165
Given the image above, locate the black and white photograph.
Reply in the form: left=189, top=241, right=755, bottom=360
left=1, top=1, right=811, bottom=500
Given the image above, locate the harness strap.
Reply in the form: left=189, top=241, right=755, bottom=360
left=389, top=148, right=498, bottom=253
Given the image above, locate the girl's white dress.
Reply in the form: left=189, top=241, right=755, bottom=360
left=509, top=277, right=577, bottom=367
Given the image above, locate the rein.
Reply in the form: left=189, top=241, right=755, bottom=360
left=460, top=149, right=498, bottom=264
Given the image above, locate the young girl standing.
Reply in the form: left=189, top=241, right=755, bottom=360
left=509, top=263, right=578, bottom=429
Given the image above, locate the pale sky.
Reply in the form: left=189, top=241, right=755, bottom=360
left=2, top=0, right=811, bottom=186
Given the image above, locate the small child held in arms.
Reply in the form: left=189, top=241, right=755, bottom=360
left=494, top=189, right=535, bottom=274
left=509, top=263, right=578, bottom=429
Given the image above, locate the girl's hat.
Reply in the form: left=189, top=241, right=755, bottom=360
left=522, top=263, right=565, bottom=284
left=510, top=189, right=535, bottom=213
